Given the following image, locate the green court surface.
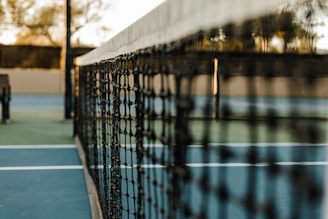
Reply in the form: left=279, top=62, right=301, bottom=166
left=0, top=93, right=73, bottom=145
left=0, top=110, right=73, bottom=145
left=110, top=118, right=327, bottom=145
left=0, top=94, right=91, bottom=219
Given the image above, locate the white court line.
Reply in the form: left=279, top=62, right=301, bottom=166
left=0, top=165, right=83, bottom=171
left=0, top=145, right=80, bottom=171
left=90, top=161, right=328, bottom=169
left=96, top=142, right=328, bottom=149
left=186, top=161, right=328, bottom=167
left=206, top=143, right=328, bottom=147
left=4, top=162, right=327, bottom=171
left=0, top=145, right=76, bottom=149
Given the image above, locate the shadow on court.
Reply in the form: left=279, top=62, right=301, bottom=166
left=0, top=94, right=91, bottom=219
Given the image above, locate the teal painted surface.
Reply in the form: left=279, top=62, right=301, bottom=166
left=0, top=94, right=91, bottom=219
left=0, top=170, right=91, bottom=219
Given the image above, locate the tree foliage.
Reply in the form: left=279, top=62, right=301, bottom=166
left=203, top=0, right=326, bottom=54
left=318, top=0, right=328, bottom=13
left=5, top=0, right=35, bottom=25
left=0, top=0, right=109, bottom=46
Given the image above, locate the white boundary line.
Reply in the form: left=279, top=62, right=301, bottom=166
left=186, top=161, right=328, bottom=167
left=96, top=142, right=328, bottom=149
left=1, top=143, right=326, bottom=150
left=0, top=145, right=76, bottom=149
left=0, top=145, right=81, bottom=171
left=191, top=143, right=327, bottom=147
left=0, top=165, right=83, bottom=171
left=90, top=161, right=328, bottom=169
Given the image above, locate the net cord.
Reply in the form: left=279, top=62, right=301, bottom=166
left=75, top=0, right=287, bottom=66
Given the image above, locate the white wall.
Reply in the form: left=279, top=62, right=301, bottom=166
left=0, top=68, right=65, bottom=94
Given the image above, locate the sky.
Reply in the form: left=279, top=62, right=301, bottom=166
left=315, top=18, right=328, bottom=51
left=73, top=0, right=165, bottom=46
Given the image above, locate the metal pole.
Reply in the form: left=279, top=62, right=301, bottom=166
left=65, top=0, right=72, bottom=119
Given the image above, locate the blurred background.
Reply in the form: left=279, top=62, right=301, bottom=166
left=0, top=0, right=164, bottom=118
left=0, top=0, right=326, bottom=113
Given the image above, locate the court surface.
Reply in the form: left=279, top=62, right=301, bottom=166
left=1, top=142, right=325, bottom=219
left=0, top=94, right=91, bottom=219
left=0, top=144, right=91, bottom=219
left=79, top=95, right=328, bottom=218
left=2, top=94, right=328, bottom=218
left=89, top=142, right=328, bottom=219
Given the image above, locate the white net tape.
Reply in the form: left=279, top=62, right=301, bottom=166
left=75, top=0, right=287, bottom=66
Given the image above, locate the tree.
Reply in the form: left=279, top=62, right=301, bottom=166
left=5, top=0, right=35, bottom=25
left=217, top=0, right=323, bottom=54
left=0, top=2, right=5, bottom=21
left=272, top=10, right=298, bottom=53
left=15, top=3, right=62, bottom=45
left=70, top=0, right=107, bottom=44
left=318, top=0, right=328, bottom=14
left=1, top=0, right=109, bottom=46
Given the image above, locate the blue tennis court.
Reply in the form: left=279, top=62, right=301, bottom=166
left=0, top=145, right=91, bottom=219
left=1, top=92, right=327, bottom=218
left=0, top=143, right=326, bottom=219
left=88, top=142, right=327, bottom=219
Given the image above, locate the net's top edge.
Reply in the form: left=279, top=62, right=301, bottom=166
left=74, top=0, right=287, bottom=66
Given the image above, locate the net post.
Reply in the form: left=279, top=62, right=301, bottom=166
left=64, top=0, right=72, bottom=119
left=1, top=86, right=10, bottom=123
left=73, top=64, right=79, bottom=136
left=213, top=57, right=220, bottom=120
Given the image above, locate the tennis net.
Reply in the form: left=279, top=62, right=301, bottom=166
left=74, top=0, right=328, bottom=218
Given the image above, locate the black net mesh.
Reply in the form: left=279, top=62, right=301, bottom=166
left=74, top=8, right=328, bottom=219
